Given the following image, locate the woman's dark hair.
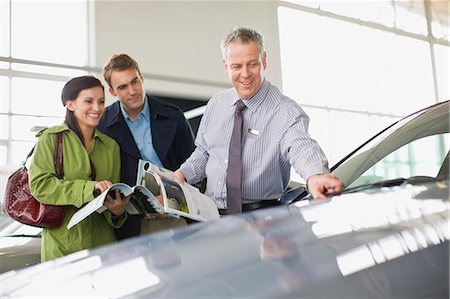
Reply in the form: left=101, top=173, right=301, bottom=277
left=61, top=75, right=104, bottom=145
left=61, top=75, right=104, bottom=180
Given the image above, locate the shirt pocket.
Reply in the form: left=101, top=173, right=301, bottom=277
left=243, top=129, right=263, bottom=169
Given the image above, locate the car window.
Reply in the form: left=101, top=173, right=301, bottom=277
left=347, top=133, right=449, bottom=188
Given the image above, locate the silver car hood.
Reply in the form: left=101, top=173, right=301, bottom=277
left=1, top=179, right=449, bottom=298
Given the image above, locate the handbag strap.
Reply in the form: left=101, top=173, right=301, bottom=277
left=54, top=132, right=64, bottom=179
left=20, top=131, right=64, bottom=178
left=22, top=146, right=35, bottom=167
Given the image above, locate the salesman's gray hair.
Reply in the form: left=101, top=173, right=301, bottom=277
left=220, top=27, right=265, bottom=59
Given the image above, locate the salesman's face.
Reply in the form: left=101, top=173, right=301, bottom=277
left=108, top=68, right=145, bottom=115
left=222, top=41, right=267, bottom=100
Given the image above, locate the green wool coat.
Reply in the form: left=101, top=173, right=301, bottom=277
left=29, top=123, right=126, bottom=262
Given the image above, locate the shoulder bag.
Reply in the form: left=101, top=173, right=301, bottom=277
left=2, top=132, right=65, bottom=228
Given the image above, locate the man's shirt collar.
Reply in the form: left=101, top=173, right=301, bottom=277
left=230, top=80, right=270, bottom=111
left=120, top=95, right=149, bottom=122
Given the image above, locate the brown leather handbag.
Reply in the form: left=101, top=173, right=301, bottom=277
left=2, top=132, right=65, bottom=228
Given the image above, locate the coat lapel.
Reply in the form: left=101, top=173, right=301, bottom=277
left=148, top=98, right=177, bottom=163
left=103, top=102, right=141, bottom=160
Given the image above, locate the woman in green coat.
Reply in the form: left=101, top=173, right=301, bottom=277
left=29, top=76, right=129, bottom=262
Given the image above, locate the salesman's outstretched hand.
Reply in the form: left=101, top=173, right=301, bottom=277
left=306, top=173, right=344, bottom=199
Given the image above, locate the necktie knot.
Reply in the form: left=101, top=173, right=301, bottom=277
left=236, top=100, right=247, bottom=113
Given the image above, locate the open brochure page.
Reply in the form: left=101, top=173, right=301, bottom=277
left=137, top=159, right=176, bottom=184
left=68, top=160, right=220, bottom=228
left=67, top=183, right=134, bottom=229
left=138, top=160, right=219, bottom=222
left=142, top=171, right=219, bottom=222
left=128, top=185, right=165, bottom=217
left=68, top=182, right=167, bottom=228
left=176, top=182, right=221, bottom=221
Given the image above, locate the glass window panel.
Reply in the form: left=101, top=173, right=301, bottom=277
left=11, top=141, right=34, bottom=168
left=0, top=0, right=10, bottom=56
left=291, top=107, right=330, bottom=184
left=279, top=8, right=366, bottom=109
left=11, top=63, right=88, bottom=78
left=397, top=145, right=409, bottom=163
left=0, top=185, right=4, bottom=206
left=284, top=1, right=395, bottom=27
left=10, top=0, right=87, bottom=65
left=11, top=115, right=64, bottom=141
left=320, top=1, right=394, bottom=27
left=430, top=1, right=450, bottom=41
left=11, top=77, right=66, bottom=117
left=431, top=20, right=449, bottom=41
left=0, top=115, right=8, bottom=139
left=0, top=147, right=6, bottom=201
left=0, top=61, right=9, bottom=68
left=0, top=76, right=9, bottom=113
left=329, top=111, right=370, bottom=164
left=394, top=1, right=427, bottom=35
left=375, top=34, right=434, bottom=114
left=368, top=114, right=400, bottom=137
left=439, top=134, right=450, bottom=161
left=434, top=44, right=450, bottom=101
left=279, top=7, right=435, bottom=116
left=0, top=145, right=6, bottom=167
left=302, top=106, right=331, bottom=160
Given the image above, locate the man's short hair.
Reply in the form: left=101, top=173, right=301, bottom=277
left=220, top=27, right=265, bottom=59
left=103, top=54, right=141, bottom=87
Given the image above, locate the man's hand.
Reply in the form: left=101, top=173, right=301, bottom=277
left=173, top=169, right=186, bottom=185
left=306, top=173, right=344, bottom=199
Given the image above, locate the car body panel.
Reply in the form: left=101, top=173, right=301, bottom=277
left=0, top=214, right=41, bottom=273
left=1, top=179, right=448, bottom=298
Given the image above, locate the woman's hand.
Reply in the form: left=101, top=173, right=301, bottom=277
left=93, top=180, right=114, bottom=195
left=104, top=188, right=130, bottom=216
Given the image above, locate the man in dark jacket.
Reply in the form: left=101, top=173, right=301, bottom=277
left=98, top=54, right=195, bottom=240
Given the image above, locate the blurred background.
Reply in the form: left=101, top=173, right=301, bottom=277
left=1, top=0, right=449, bottom=193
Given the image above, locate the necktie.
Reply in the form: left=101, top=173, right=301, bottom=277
left=226, top=100, right=247, bottom=214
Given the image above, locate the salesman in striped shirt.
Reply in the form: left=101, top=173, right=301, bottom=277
left=174, top=26, right=343, bottom=215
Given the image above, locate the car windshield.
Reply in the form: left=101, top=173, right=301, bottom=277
left=332, top=101, right=449, bottom=189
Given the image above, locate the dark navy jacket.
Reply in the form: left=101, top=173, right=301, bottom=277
left=97, top=95, right=195, bottom=239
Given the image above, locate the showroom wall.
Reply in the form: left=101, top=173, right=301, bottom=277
left=94, top=1, right=282, bottom=102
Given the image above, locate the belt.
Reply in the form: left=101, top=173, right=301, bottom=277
left=219, top=199, right=280, bottom=215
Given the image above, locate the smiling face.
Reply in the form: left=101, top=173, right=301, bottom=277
left=66, top=86, right=105, bottom=130
left=108, top=68, right=145, bottom=119
left=222, top=41, right=267, bottom=100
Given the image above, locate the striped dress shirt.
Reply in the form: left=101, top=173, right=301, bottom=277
left=181, top=80, right=329, bottom=209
